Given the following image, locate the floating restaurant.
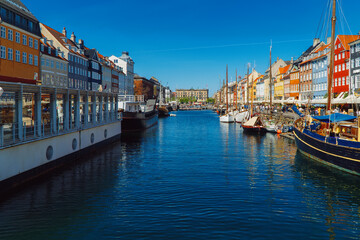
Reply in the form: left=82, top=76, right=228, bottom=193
left=0, top=82, right=122, bottom=193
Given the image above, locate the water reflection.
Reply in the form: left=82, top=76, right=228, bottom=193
left=294, top=152, right=360, bottom=239
left=1, top=111, right=360, bottom=239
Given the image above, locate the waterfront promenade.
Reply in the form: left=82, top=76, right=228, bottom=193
left=1, top=111, right=360, bottom=239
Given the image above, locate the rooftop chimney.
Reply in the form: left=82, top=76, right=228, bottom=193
left=327, top=37, right=331, bottom=44
left=78, top=39, right=84, bottom=49
left=71, top=32, right=76, bottom=43
left=313, top=38, right=320, bottom=47
left=291, top=57, right=294, bottom=63
left=62, top=27, right=67, bottom=37
left=277, top=57, right=279, bottom=61
left=122, top=51, right=129, bottom=56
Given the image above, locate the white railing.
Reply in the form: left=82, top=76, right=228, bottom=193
left=118, top=95, right=144, bottom=102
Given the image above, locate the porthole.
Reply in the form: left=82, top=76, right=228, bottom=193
left=72, top=138, right=77, bottom=150
left=91, top=133, right=95, bottom=144
left=104, top=129, right=108, bottom=138
left=46, top=146, right=53, bottom=160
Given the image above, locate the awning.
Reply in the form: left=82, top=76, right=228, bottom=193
left=312, top=113, right=356, bottom=123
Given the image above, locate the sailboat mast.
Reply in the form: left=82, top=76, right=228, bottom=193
left=250, top=75, right=254, bottom=117
left=235, top=69, right=238, bottom=111
left=226, top=65, right=228, bottom=112
left=327, top=0, right=336, bottom=111
left=246, top=64, right=250, bottom=107
left=269, top=43, right=273, bottom=109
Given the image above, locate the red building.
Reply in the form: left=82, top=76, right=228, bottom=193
left=333, top=35, right=360, bottom=94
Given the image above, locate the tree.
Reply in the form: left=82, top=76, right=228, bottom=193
left=206, top=98, right=215, bottom=104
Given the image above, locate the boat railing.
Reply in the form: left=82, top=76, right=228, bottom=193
left=118, top=95, right=144, bottom=102
left=0, top=81, right=122, bottom=149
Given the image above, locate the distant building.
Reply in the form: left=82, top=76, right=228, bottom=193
left=333, top=35, right=360, bottom=95
left=84, top=48, right=102, bottom=91
left=289, top=65, right=300, bottom=99
left=349, top=38, right=360, bottom=94
left=134, top=74, right=160, bottom=100
left=41, top=24, right=88, bottom=90
left=0, top=0, right=41, bottom=84
left=175, top=89, right=208, bottom=102
left=256, top=76, right=264, bottom=102
left=275, top=64, right=291, bottom=100
left=263, top=58, right=287, bottom=102
left=311, top=43, right=330, bottom=100
left=109, top=52, right=134, bottom=95
left=39, top=38, right=68, bottom=87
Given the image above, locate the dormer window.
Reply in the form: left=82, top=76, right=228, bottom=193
left=41, top=44, right=44, bottom=52
left=48, top=47, right=51, bottom=54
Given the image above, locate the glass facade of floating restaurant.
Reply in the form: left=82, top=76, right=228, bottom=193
left=0, top=82, right=120, bottom=148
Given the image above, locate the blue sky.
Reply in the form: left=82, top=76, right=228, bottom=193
left=23, top=0, right=360, bottom=96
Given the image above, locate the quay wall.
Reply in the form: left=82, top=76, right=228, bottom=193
left=0, top=122, right=121, bottom=184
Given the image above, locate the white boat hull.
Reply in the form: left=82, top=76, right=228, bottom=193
left=220, top=114, right=234, bottom=123
left=0, top=122, right=121, bottom=193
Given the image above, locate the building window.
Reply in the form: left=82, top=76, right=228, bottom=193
left=29, top=54, right=33, bottom=65
left=34, top=39, right=38, bottom=50
left=41, top=44, right=44, bottom=52
left=15, top=32, right=20, bottom=43
left=0, top=26, right=5, bottom=38
left=7, top=29, right=13, bottom=41
left=29, top=37, right=33, bottom=48
left=51, top=60, right=54, bottom=68
left=22, top=35, right=27, bottom=45
left=7, top=48, right=13, bottom=60
left=342, top=64, right=345, bottom=71
left=22, top=52, right=27, bottom=63
left=352, top=59, right=355, bottom=68
left=56, top=62, right=59, bottom=69
left=342, top=52, right=345, bottom=59
left=15, top=50, right=20, bottom=62
left=335, top=55, right=337, bottom=61
left=41, top=58, right=45, bottom=66
left=346, top=76, right=349, bottom=85
left=0, top=46, right=6, bottom=59
left=342, top=77, right=345, bottom=85
left=48, top=47, right=51, bottom=55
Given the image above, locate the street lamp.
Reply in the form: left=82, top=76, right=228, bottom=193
left=0, top=87, right=3, bottom=97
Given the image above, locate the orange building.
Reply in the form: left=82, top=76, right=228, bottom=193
left=0, top=0, right=41, bottom=84
left=289, top=65, right=300, bottom=99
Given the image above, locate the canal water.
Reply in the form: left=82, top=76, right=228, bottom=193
left=1, top=110, right=360, bottom=239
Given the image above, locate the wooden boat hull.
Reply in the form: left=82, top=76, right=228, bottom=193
left=242, top=125, right=266, bottom=134
left=122, top=110, right=158, bottom=132
left=293, top=127, right=360, bottom=175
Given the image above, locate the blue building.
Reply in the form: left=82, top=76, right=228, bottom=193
left=312, top=44, right=330, bottom=100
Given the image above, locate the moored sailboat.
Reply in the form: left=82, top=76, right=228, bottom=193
left=220, top=65, right=234, bottom=123
left=293, top=0, right=360, bottom=175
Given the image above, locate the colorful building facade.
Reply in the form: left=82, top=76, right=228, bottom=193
left=0, top=1, right=41, bottom=84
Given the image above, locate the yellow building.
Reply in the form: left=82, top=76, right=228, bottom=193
left=176, top=89, right=209, bottom=102
left=274, top=65, right=291, bottom=100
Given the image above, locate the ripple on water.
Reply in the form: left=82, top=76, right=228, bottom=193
left=0, top=111, right=360, bottom=239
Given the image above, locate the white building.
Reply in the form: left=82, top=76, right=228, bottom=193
left=109, top=52, right=134, bottom=95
